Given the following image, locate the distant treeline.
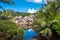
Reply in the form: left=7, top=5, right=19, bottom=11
left=0, top=9, right=31, bottom=16
left=15, top=12, right=31, bottom=17
left=0, top=9, right=31, bottom=20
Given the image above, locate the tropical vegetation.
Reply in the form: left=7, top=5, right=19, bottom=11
left=0, top=0, right=60, bottom=40
left=33, top=0, right=60, bottom=40
left=0, top=20, right=24, bottom=40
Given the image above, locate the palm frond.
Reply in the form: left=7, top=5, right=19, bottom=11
left=0, top=0, right=15, bottom=5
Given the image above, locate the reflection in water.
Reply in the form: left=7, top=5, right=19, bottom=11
left=23, top=29, right=39, bottom=40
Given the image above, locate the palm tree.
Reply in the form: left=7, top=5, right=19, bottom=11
left=0, top=0, right=15, bottom=19
left=0, top=0, right=15, bottom=9
left=33, top=0, right=60, bottom=40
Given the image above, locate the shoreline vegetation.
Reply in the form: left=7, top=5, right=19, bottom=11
left=0, top=0, right=60, bottom=40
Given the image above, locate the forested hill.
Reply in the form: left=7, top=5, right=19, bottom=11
left=0, top=10, right=31, bottom=17
left=0, top=10, right=32, bottom=20
left=14, top=12, right=31, bottom=17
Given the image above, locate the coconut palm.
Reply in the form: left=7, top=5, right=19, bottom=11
left=33, top=0, right=60, bottom=40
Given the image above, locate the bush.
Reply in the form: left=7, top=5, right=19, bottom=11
left=0, top=20, right=24, bottom=39
left=0, top=16, right=11, bottom=20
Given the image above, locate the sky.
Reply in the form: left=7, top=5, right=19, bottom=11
left=0, top=0, right=47, bottom=13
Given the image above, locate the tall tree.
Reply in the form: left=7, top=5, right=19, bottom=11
left=34, top=0, right=60, bottom=40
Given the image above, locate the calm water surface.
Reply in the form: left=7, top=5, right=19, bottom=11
left=23, top=29, right=39, bottom=40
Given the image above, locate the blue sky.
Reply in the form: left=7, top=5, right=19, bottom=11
left=0, top=0, right=47, bottom=13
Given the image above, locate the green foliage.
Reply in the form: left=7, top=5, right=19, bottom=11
left=0, top=0, right=15, bottom=9
left=0, top=10, right=30, bottom=20
left=40, top=28, right=52, bottom=38
left=0, top=0, right=15, bottom=5
left=0, top=16, right=11, bottom=20
left=52, top=13, right=60, bottom=35
left=33, top=0, right=60, bottom=39
left=0, top=20, right=24, bottom=39
left=14, top=12, right=30, bottom=17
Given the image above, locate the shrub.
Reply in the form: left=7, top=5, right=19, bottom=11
left=0, top=20, right=24, bottom=39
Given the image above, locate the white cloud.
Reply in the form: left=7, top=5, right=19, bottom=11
left=28, top=8, right=37, bottom=13
left=26, top=0, right=43, bottom=3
